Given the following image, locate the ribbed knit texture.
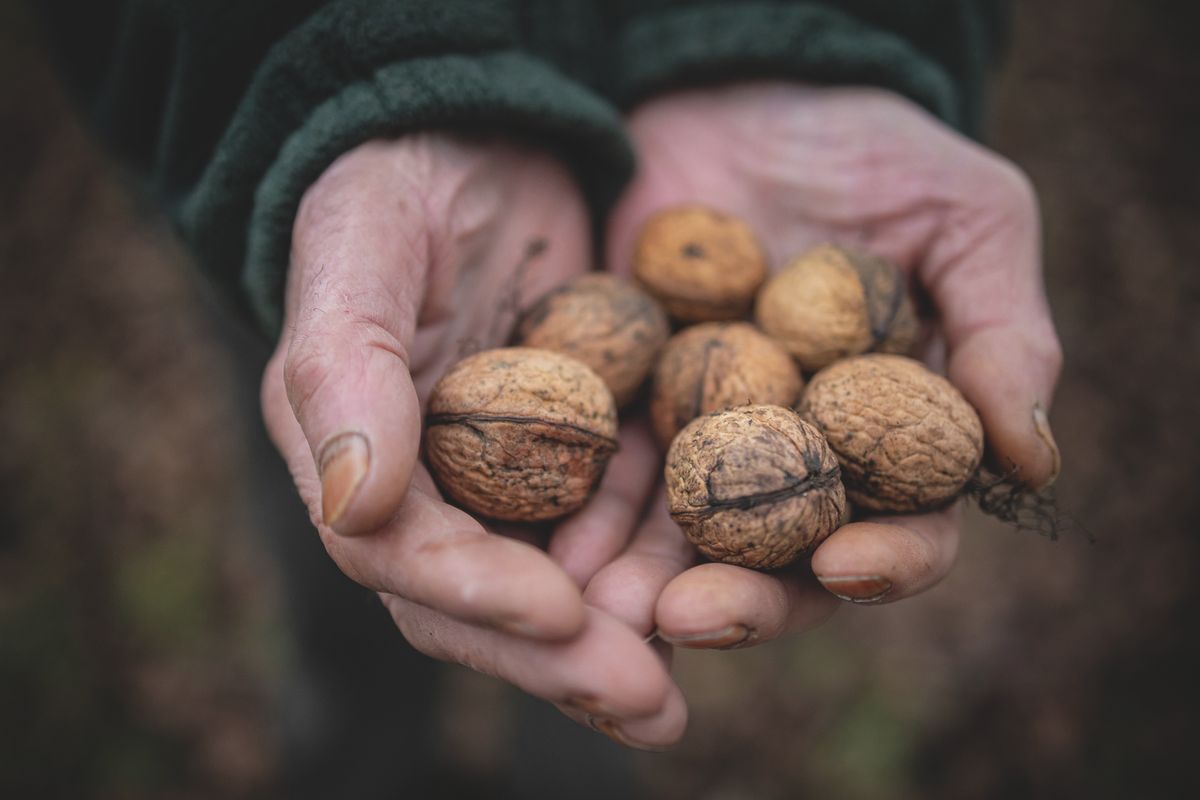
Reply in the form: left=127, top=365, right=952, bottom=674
left=37, top=0, right=1008, bottom=337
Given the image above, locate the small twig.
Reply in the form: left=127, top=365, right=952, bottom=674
left=491, top=237, right=548, bottom=346
left=456, top=238, right=549, bottom=360
left=964, top=467, right=1094, bottom=543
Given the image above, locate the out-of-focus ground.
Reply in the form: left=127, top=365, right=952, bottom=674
left=2, top=2, right=1198, bottom=798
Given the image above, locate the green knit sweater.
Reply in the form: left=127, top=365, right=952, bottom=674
left=36, top=0, right=1008, bottom=336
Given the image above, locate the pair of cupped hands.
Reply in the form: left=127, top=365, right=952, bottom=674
left=261, top=83, right=1061, bottom=750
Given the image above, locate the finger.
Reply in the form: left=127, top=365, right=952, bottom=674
left=549, top=419, right=661, bottom=587
left=384, top=597, right=688, bottom=750
left=924, top=162, right=1062, bottom=488
left=810, top=505, right=960, bottom=604
left=279, top=151, right=432, bottom=535
left=655, top=563, right=839, bottom=650
left=583, top=487, right=696, bottom=636
left=556, top=688, right=687, bottom=753
left=264, top=356, right=586, bottom=640
left=331, top=485, right=587, bottom=638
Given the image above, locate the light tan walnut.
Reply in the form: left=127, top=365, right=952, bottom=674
left=633, top=206, right=768, bottom=322
left=798, top=354, right=983, bottom=513
left=650, top=322, right=803, bottom=449
left=665, top=405, right=846, bottom=570
left=756, top=244, right=918, bottom=371
left=424, top=347, right=618, bottom=521
left=514, top=273, right=669, bottom=407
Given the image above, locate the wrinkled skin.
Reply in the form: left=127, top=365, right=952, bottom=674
left=260, top=83, right=1062, bottom=753
left=261, top=135, right=684, bottom=751
left=586, top=83, right=1061, bottom=679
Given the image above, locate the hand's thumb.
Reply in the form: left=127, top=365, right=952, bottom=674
left=275, top=150, right=430, bottom=534
left=925, top=166, right=1062, bottom=489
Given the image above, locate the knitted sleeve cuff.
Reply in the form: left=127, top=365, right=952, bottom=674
left=611, top=2, right=963, bottom=129
left=177, top=6, right=630, bottom=336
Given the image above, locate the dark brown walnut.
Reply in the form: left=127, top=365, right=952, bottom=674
left=513, top=273, right=669, bottom=407
left=650, top=322, right=803, bottom=449
left=798, top=354, right=984, bottom=513
left=633, top=206, right=768, bottom=322
left=666, top=405, right=846, bottom=570
left=424, top=347, right=618, bottom=522
left=756, top=244, right=918, bottom=372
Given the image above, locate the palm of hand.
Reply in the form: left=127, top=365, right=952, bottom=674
left=262, top=134, right=684, bottom=750
left=584, top=83, right=1060, bottom=657
left=258, top=85, right=1060, bottom=752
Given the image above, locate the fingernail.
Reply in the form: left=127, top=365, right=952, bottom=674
left=659, top=624, right=754, bottom=650
left=817, top=575, right=893, bottom=604
left=319, top=432, right=369, bottom=531
left=1032, top=403, right=1061, bottom=488
left=587, top=715, right=669, bottom=752
left=563, top=695, right=617, bottom=719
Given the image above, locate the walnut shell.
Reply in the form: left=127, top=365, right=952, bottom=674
left=756, top=244, right=918, bottom=371
left=798, top=354, right=984, bottom=513
left=514, top=273, right=669, bottom=407
left=633, top=206, right=768, bottom=322
left=650, top=322, right=803, bottom=449
left=424, top=347, right=618, bottom=521
left=665, top=405, right=846, bottom=570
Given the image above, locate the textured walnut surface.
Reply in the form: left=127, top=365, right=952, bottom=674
left=756, top=244, right=917, bottom=371
left=514, top=273, right=669, bottom=406
left=666, top=405, right=845, bottom=570
left=650, top=322, right=803, bottom=448
left=425, top=347, right=618, bottom=521
left=634, top=206, right=768, bottom=322
left=798, top=354, right=983, bottom=513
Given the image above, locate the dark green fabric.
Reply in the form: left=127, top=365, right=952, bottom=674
left=597, top=1, right=1008, bottom=129
left=611, top=4, right=960, bottom=124
left=35, top=0, right=1008, bottom=338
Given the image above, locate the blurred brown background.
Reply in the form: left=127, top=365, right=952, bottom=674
left=2, top=1, right=1198, bottom=798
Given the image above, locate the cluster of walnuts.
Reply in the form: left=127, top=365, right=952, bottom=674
left=425, top=206, right=984, bottom=570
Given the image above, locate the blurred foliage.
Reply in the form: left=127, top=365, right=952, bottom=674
left=0, top=5, right=281, bottom=797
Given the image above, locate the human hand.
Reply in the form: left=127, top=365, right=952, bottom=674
left=260, top=135, right=684, bottom=748
left=588, top=83, right=1062, bottom=651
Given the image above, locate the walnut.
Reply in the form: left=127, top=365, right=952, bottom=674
left=650, top=322, right=803, bottom=449
left=756, top=244, right=918, bottom=371
left=665, top=405, right=846, bottom=570
left=513, top=273, right=669, bottom=407
left=424, top=347, right=618, bottom=521
left=634, top=206, right=768, bottom=322
left=797, top=354, right=983, bottom=513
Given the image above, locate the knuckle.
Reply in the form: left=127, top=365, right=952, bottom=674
left=283, top=339, right=339, bottom=422
left=1037, top=329, right=1065, bottom=381
left=259, top=349, right=289, bottom=426
left=281, top=308, right=412, bottom=429
left=352, top=309, right=416, bottom=368
left=1044, top=329, right=1064, bottom=365
left=1049, top=344, right=1064, bottom=378
left=985, top=156, right=1040, bottom=228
